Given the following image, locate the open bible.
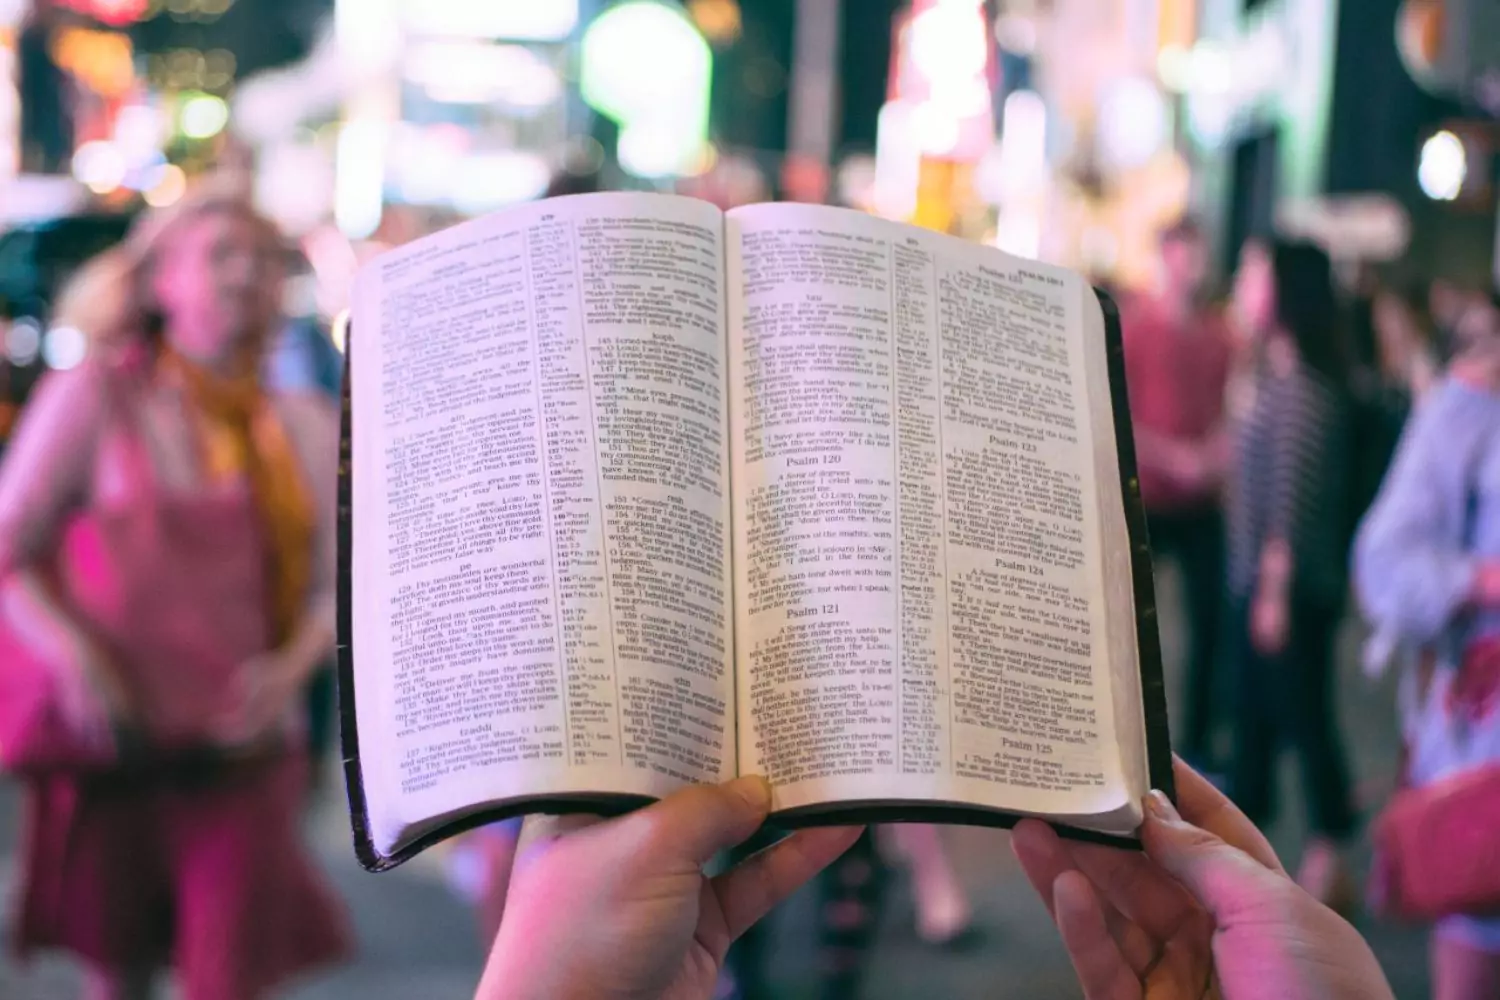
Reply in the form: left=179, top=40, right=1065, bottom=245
left=338, top=193, right=1171, bottom=871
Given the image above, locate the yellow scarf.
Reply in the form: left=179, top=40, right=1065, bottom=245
left=159, top=349, right=314, bottom=646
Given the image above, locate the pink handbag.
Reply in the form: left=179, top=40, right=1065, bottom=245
left=1370, top=763, right=1500, bottom=921
left=1369, top=640, right=1500, bottom=921
left=0, top=620, right=120, bottom=772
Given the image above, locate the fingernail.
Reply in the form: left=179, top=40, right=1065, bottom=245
left=727, top=775, right=772, bottom=812
left=1145, top=790, right=1180, bottom=822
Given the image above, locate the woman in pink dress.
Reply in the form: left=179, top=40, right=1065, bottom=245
left=0, top=191, right=350, bottom=999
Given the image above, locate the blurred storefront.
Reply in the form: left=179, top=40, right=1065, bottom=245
left=865, top=0, right=1201, bottom=287
left=1023, top=0, right=1196, bottom=285
left=7, top=0, right=327, bottom=195
left=332, top=0, right=580, bottom=237
left=866, top=0, right=996, bottom=238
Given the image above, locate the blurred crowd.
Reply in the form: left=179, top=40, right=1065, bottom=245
left=1118, top=219, right=1500, bottom=1000
left=1, top=165, right=1500, bottom=1000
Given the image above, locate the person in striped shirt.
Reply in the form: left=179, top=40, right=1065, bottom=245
left=1224, top=238, right=1357, bottom=908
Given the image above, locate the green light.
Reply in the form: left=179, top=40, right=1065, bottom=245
left=179, top=91, right=229, bottom=140
left=580, top=1, right=712, bottom=178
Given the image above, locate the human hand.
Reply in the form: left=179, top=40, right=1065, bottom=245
left=1011, top=758, right=1394, bottom=1000
left=1250, top=586, right=1289, bottom=656
left=476, top=776, right=861, bottom=1000
left=214, top=651, right=304, bottom=746
left=52, top=648, right=130, bottom=750
left=1471, top=560, right=1500, bottom=608
left=1158, top=440, right=1210, bottom=493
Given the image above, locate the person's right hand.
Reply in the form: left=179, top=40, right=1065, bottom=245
left=1471, top=559, right=1500, bottom=609
left=52, top=649, right=128, bottom=750
left=1249, top=586, right=1289, bottom=656
left=1011, top=758, right=1394, bottom=1000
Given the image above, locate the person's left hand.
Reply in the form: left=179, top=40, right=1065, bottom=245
left=1159, top=442, right=1210, bottom=493
left=1011, top=759, right=1394, bottom=1000
left=214, top=651, right=304, bottom=746
left=476, top=776, right=861, bottom=1000
left=1250, top=586, right=1289, bottom=656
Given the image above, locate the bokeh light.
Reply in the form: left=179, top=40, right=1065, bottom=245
left=179, top=92, right=230, bottom=140
left=1418, top=129, right=1466, bottom=201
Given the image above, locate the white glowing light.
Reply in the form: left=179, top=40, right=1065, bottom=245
left=144, top=163, right=187, bottom=208
left=5, top=317, right=41, bottom=366
left=836, top=153, right=877, bottom=211
left=42, top=325, right=88, bottom=371
left=993, top=12, right=1037, bottom=55
left=336, top=0, right=400, bottom=75
left=1097, top=77, right=1169, bottom=171
left=873, top=99, right=921, bottom=220
left=71, top=140, right=127, bottom=194
left=1419, top=130, right=1467, bottom=201
left=450, top=152, right=550, bottom=214
left=331, top=309, right=351, bottom=354
left=1186, top=92, right=1233, bottom=148
left=617, top=122, right=698, bottom=180
left=406, top=42, right=561, bottom=109
left=1156, top=45, right=1192, bottom=92
left=0, top=0, right=27, bottom=28
left=335, top=119, right=386, bottom=239
left=910, top=1, right=989, bottom=82
left=915, top=103, right=963, bottom=156
left=993, top=211, right=1042, bottom=259
left=899, top=0, right=993, bottom=161
left=400, top=0, right=578, bottom=41
left=581, top=2, right=710, bottom=120
left=180, top=94, right=229, bottom=140
left=996, top=89, right=1048, bottom=199
left=254, top=143, right=333, bottom=233
left=1080, top=225, right=1120, bottom=272
left=393, top=133, right=461, bottom=205
left=1188, top=41, right=1232, bottom=95
left=113, top=103, right=166, bottom=160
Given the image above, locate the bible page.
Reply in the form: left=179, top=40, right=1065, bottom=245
left=727, top=203, right=1141, bottom=826
left=350, top=193, right=735, bottom=856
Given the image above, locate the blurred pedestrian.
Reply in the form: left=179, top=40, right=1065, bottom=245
left=1451, top=292, right=1500, bottom=359
left=1224, top=238, right=1358, bottom=908
left=1356, top=328, right=1500, bottom=1000
left=1428, top=278, right=1468, bottom=353
left=1121, top=218, right=1233, bottom=770
left=813, top=829, right=888, bottom=999
left=880, top=823, right=971, bottom=946
left=1372, top=285, right=1441, bottom=403
left=1347, top=285, right=1441, bottom=555
left=0, top=190, right=350, bottom=999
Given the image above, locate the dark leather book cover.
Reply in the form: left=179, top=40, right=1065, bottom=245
left=336, top=288, right=1172, bottom=871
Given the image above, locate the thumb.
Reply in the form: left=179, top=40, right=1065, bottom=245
left=626, top=776, right=773, bottom=868
left=1141, top=791, right=1289, bottom=923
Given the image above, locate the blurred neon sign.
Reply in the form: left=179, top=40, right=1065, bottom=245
left=58, top=0, right=150, bottom=26
left=886, top=0, right=994, bottom=162
left=50, top=26, right=135, bottom=97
